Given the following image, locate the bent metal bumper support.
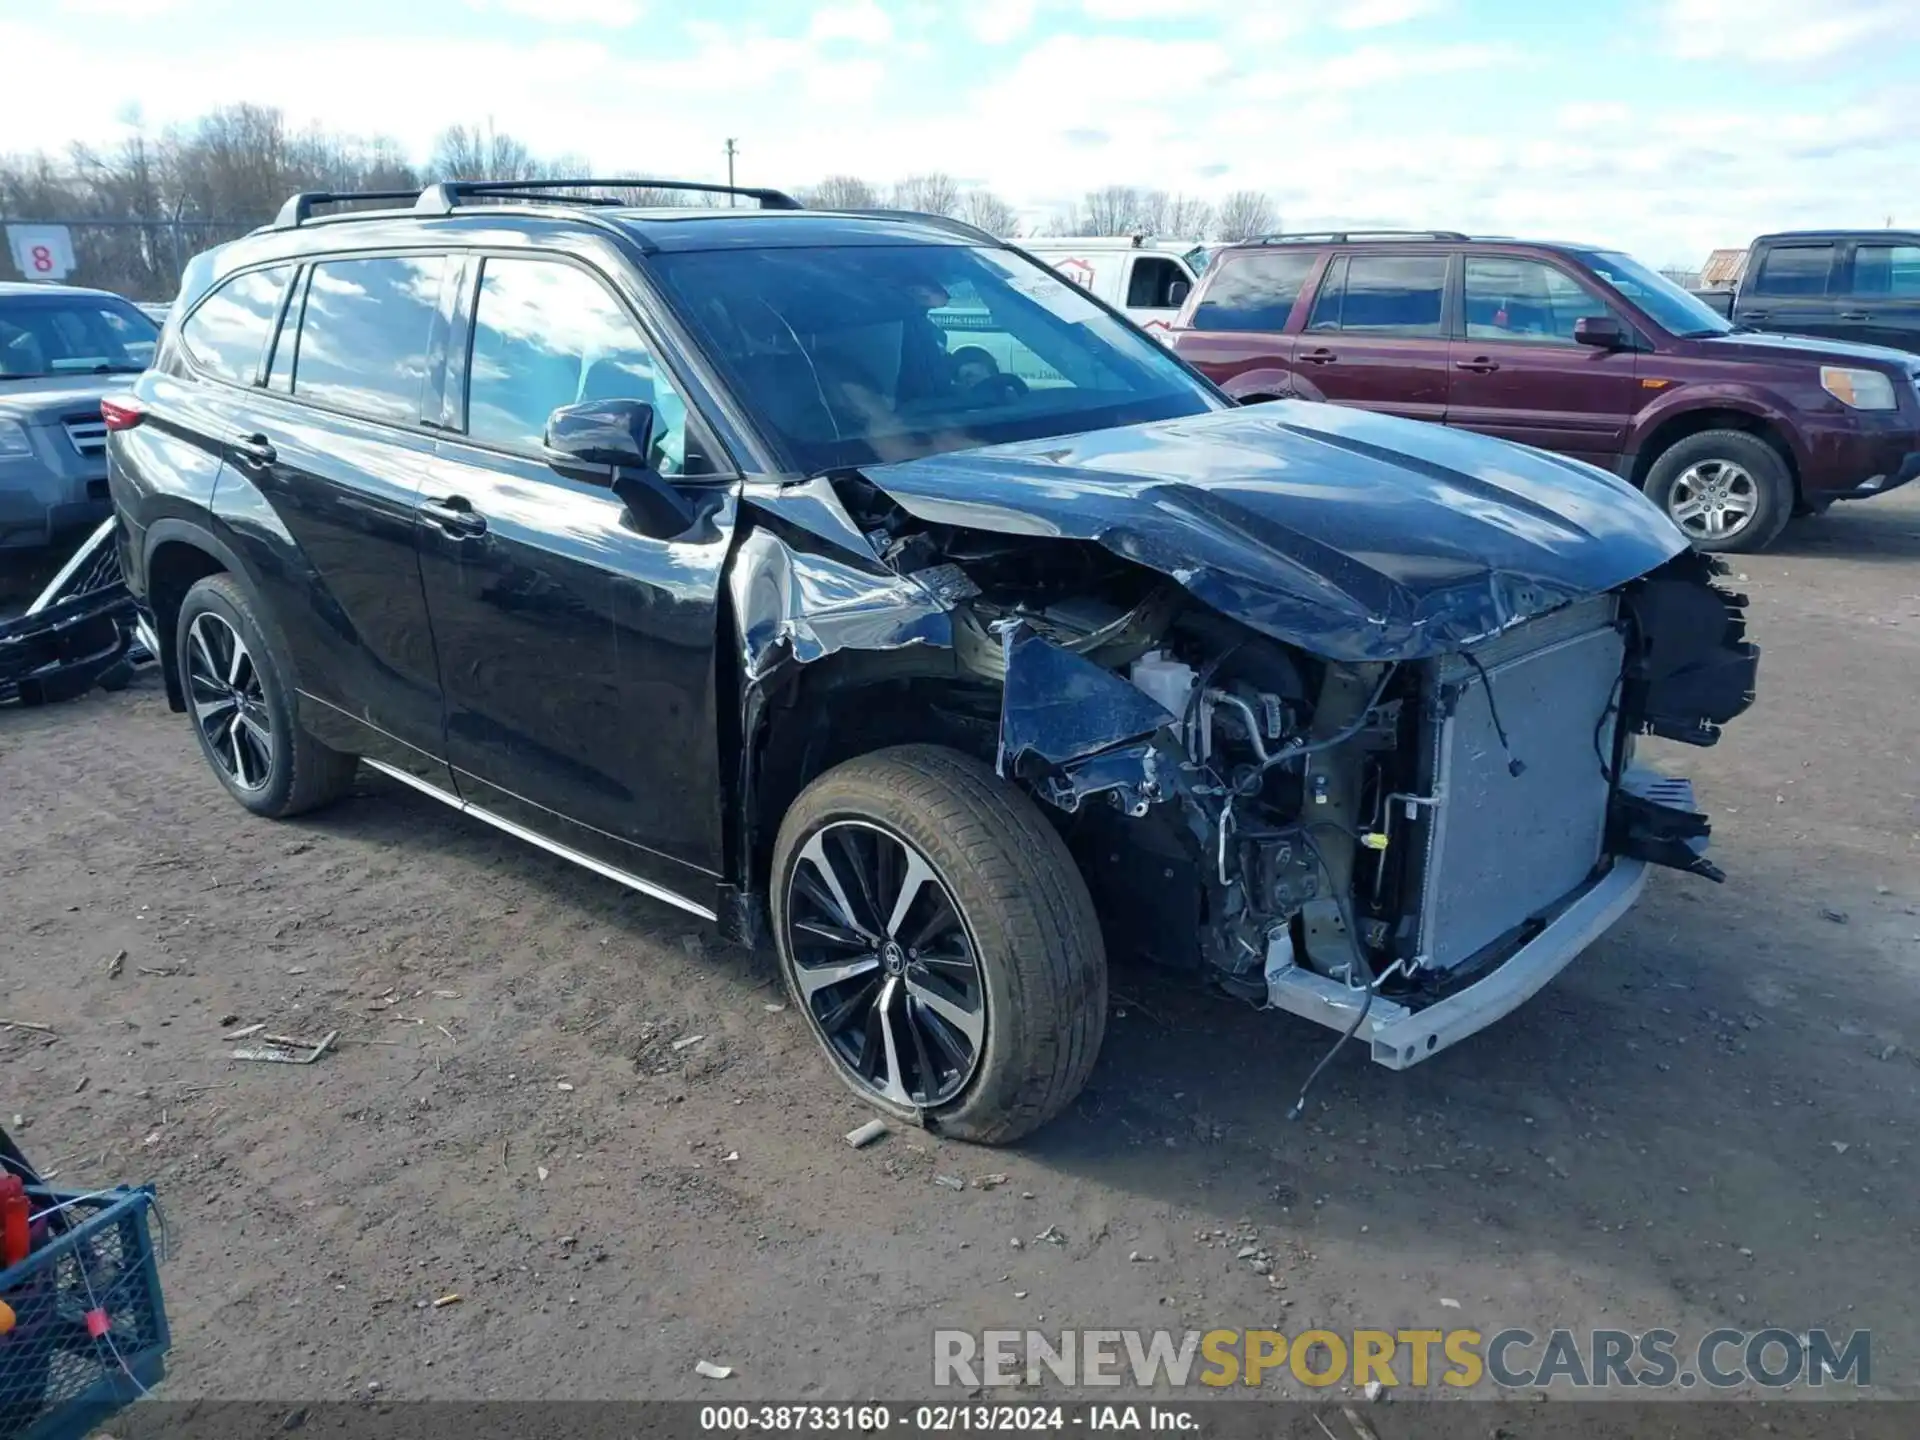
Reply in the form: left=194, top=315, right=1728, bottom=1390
left=1262, top=767, right=1690, bottom=1070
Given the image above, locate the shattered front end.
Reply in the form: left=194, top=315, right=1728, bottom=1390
left=986, top=549, right=1755, bottom=1069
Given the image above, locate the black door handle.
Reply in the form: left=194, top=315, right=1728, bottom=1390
left=418, top=496, right=488, bottom=537
left=229, top=432, right=275, bottom=466
left=1299, top=348, right=1338, bottom=365
left=1455, top=357, right=1501, bottom=373
left=1838, top=311, right=1871, bottom=320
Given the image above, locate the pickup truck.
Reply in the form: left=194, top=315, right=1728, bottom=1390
left=1694, top=231, right=1920, bottom=353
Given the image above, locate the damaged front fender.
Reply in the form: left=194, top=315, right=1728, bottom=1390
left=996, top=627, right=1179, bottom=816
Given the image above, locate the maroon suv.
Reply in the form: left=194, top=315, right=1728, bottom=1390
left=1170, top=231, right=1920, bottom=552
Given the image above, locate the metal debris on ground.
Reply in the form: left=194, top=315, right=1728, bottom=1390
left=974, top=1173, right=1008, bottom=1190
left=232, top=1029, right=338, bottom=1064
left=1439, top=1297, right=1461, bottom=1309
left=0, top=1019, right=56, bottom=1034
left=223, top=1023, right=266, bottom=1041
left=1341, top=1404, right=1384, bottom=1440
left=537, top=1166, right=550, bottom=1181
left=933, top=1174, right=965, bottom=1191
left=845, top=1119, right=890, bottom=1149
left=432, top=1294, right=462, bottom=1308
left=1036, top=1225, right=1065, bottom=1245
left=763, top=1002, right=787, bottom=1013
left=1129, top=1251, right=1155, bottom=1263
left=1820, top=907, right=1848, bottom=924
left=671, top=1034, right=707, bottom=1051
left=557, top=1082, right=575, bottom=1091
left=107, top=950, right=126, bottom=979
left=695, top=1360, right=733, bottom=1380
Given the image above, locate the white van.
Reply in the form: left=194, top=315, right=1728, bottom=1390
left=1019, top=237, right=1206, bottom=336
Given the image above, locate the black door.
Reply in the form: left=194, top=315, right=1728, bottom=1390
left=1835, top=239, right=1920, bottom=353
left=212, top=253, right=454, bottom=786
left=1735, top=241, right=1843, bottom=338
left=415, top=252, right=736, bottom=910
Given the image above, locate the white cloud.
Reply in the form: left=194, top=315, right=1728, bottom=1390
left=809, top=0, right=893, bottom=46
left=467, top=0, right=644, bottom=24
left=54, top=0, right=188, bottom=15
left=1334, top=0, right=1441, bottom=29
left=967, top=0, right=1038, bottom=45
left=1666, top=0, right=1918, bottom=66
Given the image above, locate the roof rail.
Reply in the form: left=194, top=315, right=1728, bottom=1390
left=413, top=177, right=804, bottom=215
left=272, top=190, right=428, bottom=229
left=1253, top=229, right=1470, bottom=245
left=270, top=178, right=805, bottom=230
left=838, top=209, right=1002, bottom=245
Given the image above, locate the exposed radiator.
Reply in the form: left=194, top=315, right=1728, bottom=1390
left=1410, top=597, right=1624, bottom=972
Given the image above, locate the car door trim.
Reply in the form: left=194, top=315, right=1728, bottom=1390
left=361, top=758, right=719, bottom=921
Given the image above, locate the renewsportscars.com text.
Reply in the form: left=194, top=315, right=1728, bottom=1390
left=933, top=1327, right=1870, bottom=1391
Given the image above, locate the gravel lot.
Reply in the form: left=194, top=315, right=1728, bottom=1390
left=3, top=490, right=1917, bottom=1405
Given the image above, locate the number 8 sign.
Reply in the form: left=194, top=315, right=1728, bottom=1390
left=7, top=225, right=77, bottom=282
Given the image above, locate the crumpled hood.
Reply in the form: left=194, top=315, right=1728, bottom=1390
left=860, top=400, right=1689, bottom=661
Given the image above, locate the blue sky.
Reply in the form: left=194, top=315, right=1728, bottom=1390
left=5, top=0, right=1917, bottom=264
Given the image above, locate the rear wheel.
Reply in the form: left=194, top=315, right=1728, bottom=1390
left=771, top=745, right=1107, bottom=1145
left=1643, top=429, right=1793, bottom=553
left=175, top=573, right=357, bottom=818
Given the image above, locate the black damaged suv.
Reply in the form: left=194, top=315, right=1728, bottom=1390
left=108, top=180, right=1756, bottom=1142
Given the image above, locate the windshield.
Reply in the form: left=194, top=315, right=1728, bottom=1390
left=0, top=294, right=158, bottom=379
left=647, top=243, right=1222, bottom=471
left=1573, top=249, right=1733, bottom=338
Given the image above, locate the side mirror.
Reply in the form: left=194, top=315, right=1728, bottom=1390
left=1167, top=279, right=1192, bottom=308
left=1574, top=315, right=1626, bottom=349
left=544, top=398, right=697, bottom=539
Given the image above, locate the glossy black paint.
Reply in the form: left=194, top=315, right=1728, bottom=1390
left=862, top=399, right=1690, bottom=662
left=111, top=200, right=1706, bottom=934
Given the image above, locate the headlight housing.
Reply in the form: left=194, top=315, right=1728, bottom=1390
left=0, top=418, right=34, bottom=458
left=1821, top=365, right=1898, bottom=411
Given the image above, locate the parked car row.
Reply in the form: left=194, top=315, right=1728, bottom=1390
left=101, top=179, right=1755, bottom=1141
left=1154, top=230, right=1920, bottom=552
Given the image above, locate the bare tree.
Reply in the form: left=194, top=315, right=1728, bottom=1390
left=805, top=174, right=879, bottom=209
left=892, top=172, right=962, bottom=218
left=428, top=121, right=543, bottom=182
left=1214, top=190, right=1278, bottom=243
left=1079, top=185, right=1147, bottom=236
left=958, top=188, right=1020, bottom=236
left=1156, top=192, right=1214, bottom=238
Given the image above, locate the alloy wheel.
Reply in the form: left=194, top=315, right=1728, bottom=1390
left=1667, top=460, right=1758, bottom=541
left=784, top=820, right=987, bottom=1107
left=185, top=612, right=273, bottom=791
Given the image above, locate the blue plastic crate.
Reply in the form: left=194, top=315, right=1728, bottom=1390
left=0, top=1186, right=169, bottom=1440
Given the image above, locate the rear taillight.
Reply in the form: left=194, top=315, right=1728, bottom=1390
left=100, top=396, right=144, bottom=431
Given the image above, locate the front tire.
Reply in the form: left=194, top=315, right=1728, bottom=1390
left=771, top=745, right=1107, bottom=1145
left=1643, top=429, right=1793, bottom=553
left=175, top=573, right=357, bottom=818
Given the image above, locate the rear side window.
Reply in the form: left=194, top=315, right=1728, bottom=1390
left=181, top=266, right=293, bottom=385
left=1751, top=244, right=1834, bottom=297
left=293, top=255, right=445, bottom=424
left=1309, top=254, right=1447, bottom=336
left=1192, top=252, right=1316, bottom=332
left=1852, top=243, right=1920, bottom=297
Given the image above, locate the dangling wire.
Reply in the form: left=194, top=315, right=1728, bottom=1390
left=1459, top=649, right=1525, bottom=777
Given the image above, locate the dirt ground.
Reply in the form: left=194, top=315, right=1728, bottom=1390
left=3, top=490, right=1917, bottom=1407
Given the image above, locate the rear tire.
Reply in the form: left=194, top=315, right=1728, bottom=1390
left=771, top=745, right=1107, bottom=1145
left=175, top=573, right=357, bottom=818
left=1643, top=429, right=1793, bottom=553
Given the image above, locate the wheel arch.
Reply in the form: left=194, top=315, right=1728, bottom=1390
left=142, top=519, right=250, bottom=712
left=1628, top=406, right=1802, bottom=501
left=732, top=651, right=1004, bottom=931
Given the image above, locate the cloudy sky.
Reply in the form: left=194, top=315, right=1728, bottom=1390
left=4, top=0, right=1917, bottom=265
